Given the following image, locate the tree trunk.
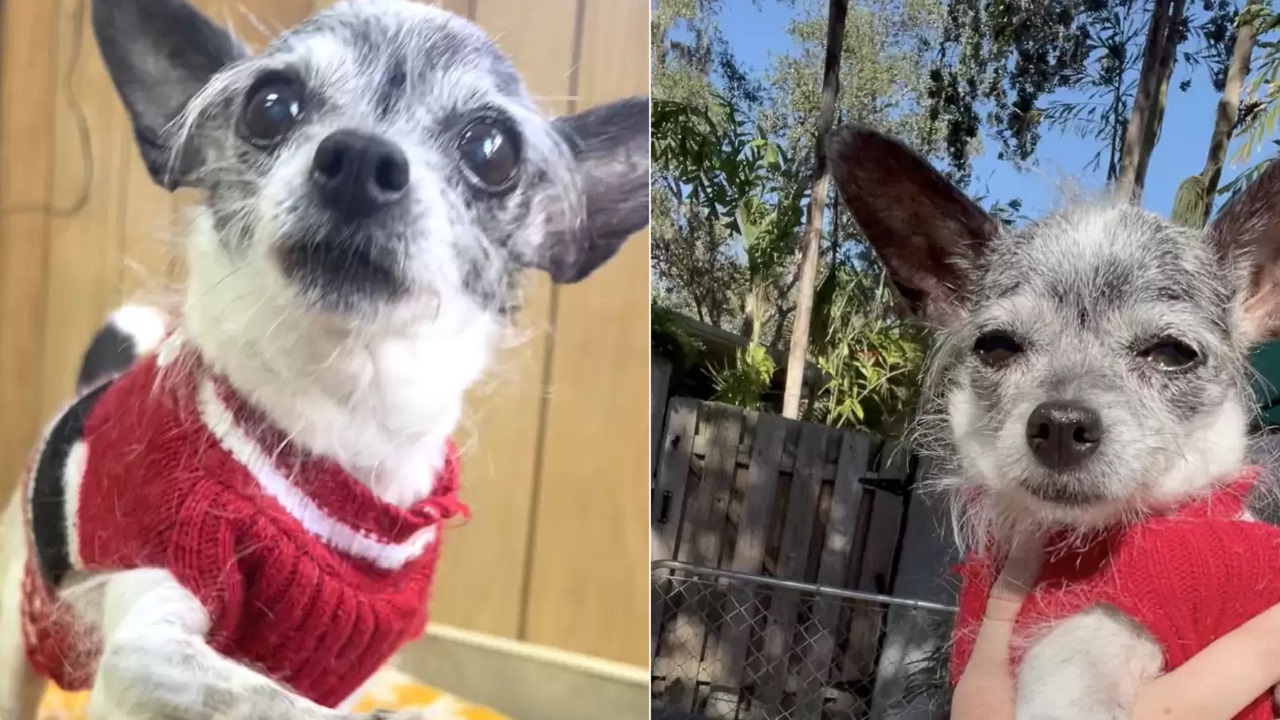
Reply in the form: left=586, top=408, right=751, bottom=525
left=1197, top=0, right=1260, bottom=224
left=782, top=0, right=848, bottom=419
left=1131, top=0, right=1184, bottom=203
left=1115, top=0, right=1175, bottom=203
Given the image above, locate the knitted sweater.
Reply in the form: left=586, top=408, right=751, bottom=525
left=19, top=340, right=467, bottom=708
left=950, top=469, right=1280, bottom=720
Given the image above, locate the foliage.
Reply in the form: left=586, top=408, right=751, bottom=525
left=1220, top=152, right=1276, bottom=202
left=652, top=303, right=704, bottom=372
left=711, top=344, right=778, bottom=409
left=759, top=0, right=949, bottom=173
left=652, top=93, right=807, bottom=342
left=1171, top=174, right=1210, bottom=227
left=1038, top=0, right=1147, bottom=179
left=927, top=0, right=1236, bottom=179
left=810, top=265, right=928, bottom=438
left=1229, top=4, right=1280, bottom=167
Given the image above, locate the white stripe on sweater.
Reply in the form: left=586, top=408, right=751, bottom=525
left=62, top=440, right=88, bottom=570
left=195, top=377, right=437, bottom=571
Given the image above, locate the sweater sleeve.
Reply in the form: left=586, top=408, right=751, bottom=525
left=1103, top=519, right=1280, bottom=670
left=167, top=491, right=244, bottom=645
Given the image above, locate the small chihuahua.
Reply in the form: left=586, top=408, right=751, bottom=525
left=0, top=1, right=647, bottom=720
left=829, top=127, right=1280, bottom=718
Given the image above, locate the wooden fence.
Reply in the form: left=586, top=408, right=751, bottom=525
left=650, top=397, right=924, bottom=717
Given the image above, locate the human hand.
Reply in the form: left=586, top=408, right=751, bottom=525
left=949, top=538, right=1043, bottom=720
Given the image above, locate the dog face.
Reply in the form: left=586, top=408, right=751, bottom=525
left=93, top=0, right=649, bottom=320
left=828, top=128, right=1280, bottom=537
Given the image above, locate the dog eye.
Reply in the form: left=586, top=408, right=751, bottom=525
left=457, top=118, right=520, bottom=192
left=973, top=331, right=1024, bottom=367
left=239, top=75, right=305, bottom=146
left=1140, top=337, right=1200, bottom=370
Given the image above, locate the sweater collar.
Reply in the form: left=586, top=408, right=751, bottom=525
left=175, top=339, right=468, bottom=566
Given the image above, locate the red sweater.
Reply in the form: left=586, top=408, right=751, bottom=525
left=950, top=469, right=1280, bottom=720
left=19, top=343, right=467, bottom=708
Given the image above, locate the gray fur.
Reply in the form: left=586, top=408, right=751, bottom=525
left=94, top=0, right=649, bottom=316
left=829, top=127, right=1279, bottom=546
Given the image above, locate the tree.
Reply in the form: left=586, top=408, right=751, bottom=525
left=1185, top=0, right=1263, bottom=225
left=782, top=0, right=849, bottom=420
left=1115, top=0, right=1186, bottom=203
left=652, top=95, right=805, bottom=343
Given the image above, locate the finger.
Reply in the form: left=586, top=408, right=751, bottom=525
left=985, top=537, right=1044, bottom=621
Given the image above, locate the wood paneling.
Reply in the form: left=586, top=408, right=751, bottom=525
left=0, top=0, right=61, bottom=488
left=0, top=0, right=649, bottom=668
left=522, top=0, right=651, bottom=666
left=430, top=0, right=576, bottom=641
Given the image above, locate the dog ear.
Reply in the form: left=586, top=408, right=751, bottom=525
left=527, top=96, right=650, bottom=284
left=827, top=126, right=999, bottom=326
left=1209, top=161, right=1280, bottom=343
left=93, top=0, right=246, bottom=190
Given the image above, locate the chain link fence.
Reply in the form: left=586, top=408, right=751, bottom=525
left=651, top=561, right=956, bottom=720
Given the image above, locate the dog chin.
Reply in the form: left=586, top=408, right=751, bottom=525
left=1004, top=482, right=1131, bottom=530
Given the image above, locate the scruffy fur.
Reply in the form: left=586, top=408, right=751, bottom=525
left=0, top=1, right=648, bottom=720
left=828, top=127, right=1280, bottom=718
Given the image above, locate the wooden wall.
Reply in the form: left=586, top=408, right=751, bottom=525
left=0, top=0, right=649, bottom=667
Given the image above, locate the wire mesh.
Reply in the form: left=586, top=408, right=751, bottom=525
left=651, top=562, right=956, bottom=720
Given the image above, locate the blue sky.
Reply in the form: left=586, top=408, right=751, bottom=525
left=716, top=0, right=1256, bottom=218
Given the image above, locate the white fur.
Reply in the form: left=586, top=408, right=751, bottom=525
left=1015, top=607, right=1163, bottom=719
left=182, top=210, right=497, bottom=509
left=108, top=305, right=169, bottom=357
left=79, top=569, right=361, bottom=720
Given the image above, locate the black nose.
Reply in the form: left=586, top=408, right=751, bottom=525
left=1025, top=401, right=1104, bottom=470
left=311, top=130, right=409, bottom=220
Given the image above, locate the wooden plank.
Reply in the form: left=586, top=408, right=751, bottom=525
left=717, top=412, right=786, bottom=684
left=0, top=0, right=64, bottom=497
left=661, top=404, right=742, bottom=712
left=39, top=0, right=130, bottom=422
left=651, top=398, right=699, bottom=562
left=677, top=404, right=744, bottom=568
left=870, top=457, right=959, bottom=717
left=753, top=422, right=829, bottom=718
left=794, top=430, right=873, bottom=720
left=651, top=355, right=673, bottom=477
left=118, top=143, right=179, bottom=301
left=433, top=0, right=576, bottom=642
left=650, top=398, right=698, bottom=667
left=515, top=0, right=650, bottom=667
left=842, top=477, right=907, bottom=684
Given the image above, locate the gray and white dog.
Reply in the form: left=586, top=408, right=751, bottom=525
left=0, top=1, right=647, bottom=720
left=828, top=127, right=1280, bottom=717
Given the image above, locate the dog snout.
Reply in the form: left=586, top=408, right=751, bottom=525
left=1025, top=401, right=1103, bottom=470
left=311, top=130, right=409, bottom=220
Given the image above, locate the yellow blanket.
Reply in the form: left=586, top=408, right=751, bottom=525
left=35, top=668, right=510, bottom=720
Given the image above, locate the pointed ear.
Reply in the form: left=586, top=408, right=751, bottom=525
left=827, top=126, right=999, bottom=325
left=528, top=96, right=650, bottom=284
left=1208, top=161, right=1280, bottom=343
left=92, top=0, right=246, bottom=190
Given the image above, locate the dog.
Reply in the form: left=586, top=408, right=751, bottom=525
left=0, top=1, right=648, bottom=719
left=828, top=127, right=1280, bottom=719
